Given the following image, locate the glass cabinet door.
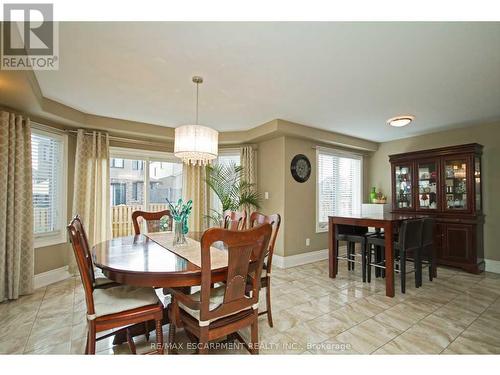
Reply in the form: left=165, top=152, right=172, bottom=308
left=475, top=156, right=481, bottom=211
left=417, top=161, right=438, bottom=210
left=394, top=164, right=413, bottom=209
left=444, top=158, right=468, bottom=211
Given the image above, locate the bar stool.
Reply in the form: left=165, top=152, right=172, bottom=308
left=335, top=225, right=370, bottom=282
left=417, top=218, right=436, bottom=287
left=366, top=219, right=423, bottom=293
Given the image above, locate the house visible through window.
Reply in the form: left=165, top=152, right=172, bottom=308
left=316, top=148, right=362, bottom=232
left=31, top=127, right=67, bottom=247
left=111, top=158, right=124, bottom=168
left=109, top=151, right=183, bottom=237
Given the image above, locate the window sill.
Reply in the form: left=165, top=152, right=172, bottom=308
left=34, top=231, right=67, bottom=249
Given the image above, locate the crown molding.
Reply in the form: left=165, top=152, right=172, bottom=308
left=0, top=69, right=379, bottom=152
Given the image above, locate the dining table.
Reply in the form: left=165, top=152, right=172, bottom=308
left=92, top=231, right=229, bottom=344
left=328, top=213, right=428, bottom=297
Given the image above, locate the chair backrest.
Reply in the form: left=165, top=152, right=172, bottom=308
left=67, top=215, right=96, bottom=315
left=199, top=224, right=272, bottom=324
left=397, top=219, right=423, bottom=252
left=222, top=210, right=247, bottom=230
left=132, top=210, right=172, bottom=235
left=249, top=212, right=281, bottom=274
left=421, top=218, right=435, bottom=256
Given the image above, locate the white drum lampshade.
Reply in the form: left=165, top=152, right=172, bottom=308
left=174, top=124, right=218, bottom=166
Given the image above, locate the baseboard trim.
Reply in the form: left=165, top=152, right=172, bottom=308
left=34, top=266, right=72, bottom=289
left=485, top=259, right=500, bottom=274
left=273, top=248, right=329, bottom=269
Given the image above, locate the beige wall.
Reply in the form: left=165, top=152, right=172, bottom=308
left=257, top=133, right=372, bottom=258
left=368, top=122, right=500, bottom=261
left=257, top=137, right=286, bottom=256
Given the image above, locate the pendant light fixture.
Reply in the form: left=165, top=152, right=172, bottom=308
left=174, top=76, right=218, bottom=166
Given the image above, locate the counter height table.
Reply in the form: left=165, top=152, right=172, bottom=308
left=328, top=213, right=428, bottom=297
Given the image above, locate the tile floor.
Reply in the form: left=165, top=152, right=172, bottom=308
left=1, top=259, right=500, bottom=355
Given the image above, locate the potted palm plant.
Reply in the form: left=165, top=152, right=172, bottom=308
left=205, top=162, right=261, bottom=227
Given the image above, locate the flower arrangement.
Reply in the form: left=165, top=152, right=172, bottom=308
left=166, top=198, right=192, bottom=244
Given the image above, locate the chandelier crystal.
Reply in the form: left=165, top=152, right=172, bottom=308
left=174, top=76, right=219, bottom=166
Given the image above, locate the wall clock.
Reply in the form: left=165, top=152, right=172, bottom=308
left=290, top=154, right=311, bottom=183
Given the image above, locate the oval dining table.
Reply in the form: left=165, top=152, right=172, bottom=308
left=92, top=231, right=228, bottom=344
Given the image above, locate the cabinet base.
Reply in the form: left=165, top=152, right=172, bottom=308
left=437, top=259, right=485, bottom=274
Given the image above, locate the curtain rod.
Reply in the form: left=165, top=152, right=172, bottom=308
left=65, top=129, right=172, bottom=147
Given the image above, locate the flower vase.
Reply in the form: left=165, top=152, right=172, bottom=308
left=173, top=220, right=187, bottom=246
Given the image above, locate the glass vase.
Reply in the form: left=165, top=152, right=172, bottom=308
left=173, top=220, right=187, bottom=246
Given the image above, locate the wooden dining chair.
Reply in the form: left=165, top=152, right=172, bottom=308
left=68, top=215, right=165, bottom=355
left=132, top=209, right=173, bottom=234
left=222, top=209, right=247, bottom=230
left=166, top=224, right=272, bottom=354
left=248, top=212, right=281, bottom=327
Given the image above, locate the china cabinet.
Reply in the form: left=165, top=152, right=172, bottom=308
left=390, top=143, right=484, bottom=273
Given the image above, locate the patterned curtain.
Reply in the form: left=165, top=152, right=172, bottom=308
left=240, top=145, right=257, bottom=186
left=70, top=129, right=110, bottom=274
left=0, top=111, right=34, bottom=302
left=182, top=164, right=209, bottom=232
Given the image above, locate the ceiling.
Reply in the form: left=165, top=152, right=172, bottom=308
left=34, top=22, right=500, bottom=142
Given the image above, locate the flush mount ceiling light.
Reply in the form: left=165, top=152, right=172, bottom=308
left=174, top=76, right=218, bottom=166
left=387, top=115, right=415, bottom=127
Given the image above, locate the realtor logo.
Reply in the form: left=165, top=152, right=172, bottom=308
left=1, top=3, right=59, bottom=70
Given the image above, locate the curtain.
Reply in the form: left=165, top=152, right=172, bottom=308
left=182, top=164, right=209, bottom=232
left=70, top=129, right=110, bottom=274
left=0, top=111, right=34, bottom=302
left=240, top=146, right=256, bottom=186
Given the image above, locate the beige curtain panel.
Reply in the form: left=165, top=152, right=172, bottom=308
left=182, top=164, right=209, bottom=232
left=71, top=129, right=111, bottom=274
left=240, top=145, right=257, bottom=186
left=0, top=111, right=35, bottom=302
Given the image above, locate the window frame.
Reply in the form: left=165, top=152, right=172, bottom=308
left=315, top=146, right=363, bottom=233
left=31, top=126, right=68, bottom=249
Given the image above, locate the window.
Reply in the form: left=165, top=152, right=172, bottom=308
left=132, top=160, right=143, bottom=170
left=210, top=149, right=241, bottom=213
left=316, top=147, right=362, bottom=232
left=109, top=148, right=183, bottom=237
left=111, top=183, right=126, bottom=205
left=111, top=158, right=124, bottom=168
left=31, top=127, right=67, bottom=248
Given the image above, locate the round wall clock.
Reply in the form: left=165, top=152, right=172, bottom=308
left=290, top=154, right=311, bottom=183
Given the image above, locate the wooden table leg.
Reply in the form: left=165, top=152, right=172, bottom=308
left=384, top=222, right=395, bottom=297
left=329, top=218, right=337, bottom=278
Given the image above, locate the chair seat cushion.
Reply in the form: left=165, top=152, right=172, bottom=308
left=178, top=285, right=251, bottom=324
left=93, top=285, right=160, bottom=318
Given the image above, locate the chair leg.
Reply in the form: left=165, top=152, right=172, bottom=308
left=346, top=242, right=351, bottom=271
left=87, top=321, right=96, bottom=355
left=351, top=243, right=355, bottom=271
left=265, top=279, right=273, bottom=327
left=414, top=249, right=421, bottom=288
left=400, top=249, right=406, bottom=294
left=198, top=328, right=209, bottom=354
left=155, top=318, right=164, bottom=354
left=361, top=241, right=367, bottom=283
left=250, top=311, right=259, bottom=354
left=84, top=331, right=89, bottom=354
left=367, top=244, right=372, bottom=283
left=375, top=246, right=381, bottom=278
left=144, top=321, right=150, bottom=341
left=334, top=240, right=339, bottom=275
left=126, top=329, right=137, bottom=354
